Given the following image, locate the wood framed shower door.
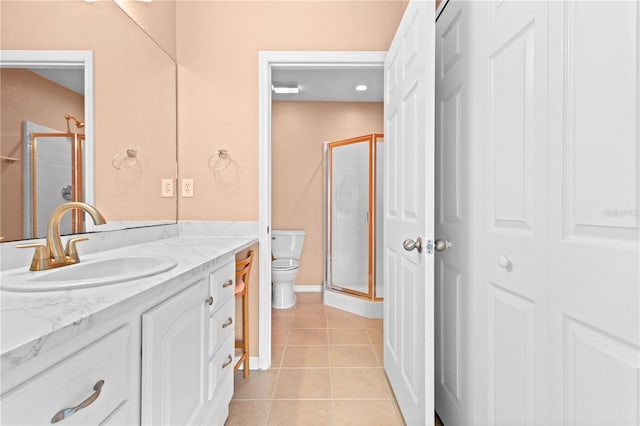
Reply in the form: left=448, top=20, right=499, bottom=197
left=325, top=133, right=383, bottom=302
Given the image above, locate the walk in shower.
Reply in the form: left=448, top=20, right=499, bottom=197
left=323, top=133, right=383, bottom=318
left=23, top=115, right=85, bottom=239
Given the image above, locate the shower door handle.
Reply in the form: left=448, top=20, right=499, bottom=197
left=402, top=237, right=422, bottom=253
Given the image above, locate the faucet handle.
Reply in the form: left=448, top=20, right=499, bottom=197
left=65, top=237, right=89, bottom=263
left=15, top=243, right=50, bottom=271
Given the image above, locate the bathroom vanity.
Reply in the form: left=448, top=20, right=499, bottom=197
left=0, top=233, right=257, bottom=425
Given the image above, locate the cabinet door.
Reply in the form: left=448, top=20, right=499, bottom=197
left=141, top=279, right=208, bottom=426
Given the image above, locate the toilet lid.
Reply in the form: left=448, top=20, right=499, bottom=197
left=272, top=259, right=299, bottom=271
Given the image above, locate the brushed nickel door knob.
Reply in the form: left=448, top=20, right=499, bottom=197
left=434, top=239, right=451, bottom=252
left=403, top=237, right=423, bottom=253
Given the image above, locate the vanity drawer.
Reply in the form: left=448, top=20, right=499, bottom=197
left=209, top=297, right=235, bottom=358
left=208, top=333, right=235, bottom=401
left=1, top=326, right=133, bottom=426
left=208, top=260, right=235, bottom=313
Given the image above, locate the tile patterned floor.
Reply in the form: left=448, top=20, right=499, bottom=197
left=225, top=292, right=406, bottom=425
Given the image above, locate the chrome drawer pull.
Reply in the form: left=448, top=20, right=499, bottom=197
left=222, top=355, right=233, bottom=369
left=51, top=380, right=104, bottom=424
left=222, top=317, right=233, bottom=328
left=222, top=279, right=233, bottom=288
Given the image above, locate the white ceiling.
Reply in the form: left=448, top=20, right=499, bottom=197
left=272, top=68, right=383, bottom=102
left=31, top=68, right=85, bottom=95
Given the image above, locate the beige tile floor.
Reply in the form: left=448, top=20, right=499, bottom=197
left=225, top=292, right=406, bottom=426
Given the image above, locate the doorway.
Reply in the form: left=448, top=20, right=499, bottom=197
left=258, top=51, right=386, bottom=370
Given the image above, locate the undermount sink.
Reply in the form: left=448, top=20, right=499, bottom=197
left=1, top=256, right=178, bottom=292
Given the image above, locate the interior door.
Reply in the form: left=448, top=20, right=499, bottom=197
left=434, top=1, right=470, bottom=425
left=383, top=1, right=435, bottom=425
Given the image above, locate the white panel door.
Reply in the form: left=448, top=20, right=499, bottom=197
left=478, top=1, right=550, bottom=425
left=383, top=1, right=435, bottom=424
left=547, top=2, right=640, bottom=424
left=141, top=280, right=208, bottom=426
left=434, top=2, right=470, bottom=425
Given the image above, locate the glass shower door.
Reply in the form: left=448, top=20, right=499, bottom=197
left=328, top=135, right=374, bottom=298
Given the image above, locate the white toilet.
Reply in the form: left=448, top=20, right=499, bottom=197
left=271, top=230, right=305, bottom=309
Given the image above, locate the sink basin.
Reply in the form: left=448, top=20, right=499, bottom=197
left=1, top=256, right=178, bottom=292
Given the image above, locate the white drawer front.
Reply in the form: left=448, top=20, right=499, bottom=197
left=1, top=326, right=133, bottom=426
left=208, top=333, right=234, bottom=401
left=208, top=261, right=235, bottom=313
left=209, top=297, right=235, bottom=358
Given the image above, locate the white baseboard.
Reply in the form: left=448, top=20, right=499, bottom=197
left=294, top=285, right=323, bottom=293
left=234, top=356, right=262, bottom=371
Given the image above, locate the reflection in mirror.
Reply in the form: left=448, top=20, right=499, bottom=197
left=113, top=0, right=177, bottom=61
left=1, top=51, right=94, bottom=242
left=0, top=1, right=177, bottom=244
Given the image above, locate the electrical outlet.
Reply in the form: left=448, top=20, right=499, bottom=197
left=182, top=178, right=194, bottom=197
left=161, top=179, right=174, bottom=197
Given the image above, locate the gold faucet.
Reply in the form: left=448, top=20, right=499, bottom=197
left=16, top=202, right=106, bottom=271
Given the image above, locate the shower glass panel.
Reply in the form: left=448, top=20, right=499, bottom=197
left=24, top=121, right=84, bottom=239
left=325, top=134, right=383, bottom=301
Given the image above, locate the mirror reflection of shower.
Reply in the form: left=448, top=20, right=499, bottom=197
left=324, top=133, right=384, bottom=317
left=23, top=114, right=85, bottom=239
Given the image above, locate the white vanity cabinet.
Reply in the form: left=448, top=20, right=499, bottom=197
left=141, top=256, right=236, bottom=426
left=1, top=237, right=255, bottom=426
left=1, top=324, right=139, bottom=426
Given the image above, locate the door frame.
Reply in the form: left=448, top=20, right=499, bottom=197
left=258, top=51, right=386, bottom=369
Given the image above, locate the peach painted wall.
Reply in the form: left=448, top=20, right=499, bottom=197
left=272, top=101, right=384, bottom=286
left=113, top=0, right=177, bottom=60
left=176, top=1, right=407, bottom=222
left=1, top=1, right=177, bottom=231
left=0, top=69, right=84, bottom=242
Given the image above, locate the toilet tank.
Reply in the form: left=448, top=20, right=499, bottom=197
left=272, top=230, right=305, bottom=260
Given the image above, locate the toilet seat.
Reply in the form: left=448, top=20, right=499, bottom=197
left=272, top=259, right=299, bottom=271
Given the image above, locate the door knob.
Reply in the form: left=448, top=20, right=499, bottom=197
left=403, top=237, right=423, bottom=253
left=434, top=239, right=451, bottom=252
left=497, top=256, right=513, bottom=272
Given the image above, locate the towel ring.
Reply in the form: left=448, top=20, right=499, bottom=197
left=112, top=148, right=138, bottom=170
left=208, top=149, right=232, bottom=171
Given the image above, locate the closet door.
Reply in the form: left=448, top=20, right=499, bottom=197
left=477, top=1, right=551, bottom=425
left=434, top=2, right=471, bottom=425
left=547, top=2, right=640, bottom=424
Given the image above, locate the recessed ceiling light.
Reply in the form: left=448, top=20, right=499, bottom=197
left=355, top=84, right=368, bottom=92
left=272, top=82, right=300, bottom=94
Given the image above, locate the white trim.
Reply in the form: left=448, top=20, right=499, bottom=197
left=0, top=50, right=95, bottom=229
left=258, top=51, right=386, bottom=371
left=234, top=356, right=261, bottom=371
left=294, top=285, right=323, bottom=293
left=324, top=289, right=383, bottom=319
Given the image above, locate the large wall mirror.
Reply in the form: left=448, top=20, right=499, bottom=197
left=0, top=1, right=177, bottom=243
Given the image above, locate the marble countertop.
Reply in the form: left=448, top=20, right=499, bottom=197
left=0, top=235, right=257, bottom=372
